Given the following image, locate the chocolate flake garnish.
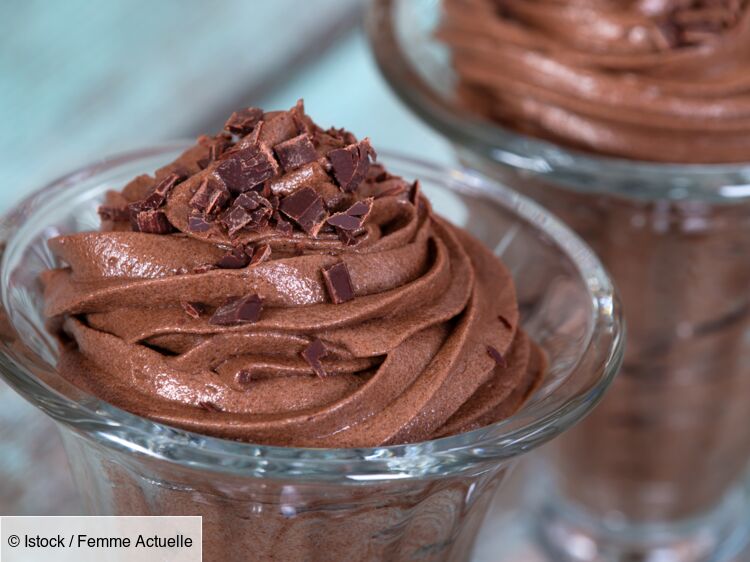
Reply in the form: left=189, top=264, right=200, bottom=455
left=209, top=293, right=263, bottom=325
left=135, top=209, right=173, bottom=234
left=410, top=180, right=421, bottom=204
left=279, top=186, right=328, bottom=235
left=486, top=345, right=508, bottom=368
left=326, top=197, right=373, bottom=231
left=140, top=171, right=184, bottom=211
left=274, top=134, right=318, bottom=172
left=220, top=205, right=255, bottom=237
left=249, top=243, right=271, bottom=266
left=216, top=245, right=251, bottom=269
left=275, top=214, right=294, bottom=235
left=234, top=191, right=264, bottom=211
left=193, top=263, right=217, bottom=274
left=188, top=213, right=213, bottom=233
left=198, top=401, right=223, bottom=412
left=181, top=301, right=206, bottom=319
left=301, top=338, right=329, bottom=378
left=235, top=369, right=253, bottom=387
left=224, top=107, right=263, bottom=135
left=337, top=228, right=363, bottom=247
left=328, top=139, right=376, bottom=193
left=498, top=315, right=513, bottom=330
left=98, top=205, right=130, bottom=222
left=214, top=146, right=278, bottom=195
left=322, top=262, right=355, bottom=304
left=190, top=178, right=230, bottom=215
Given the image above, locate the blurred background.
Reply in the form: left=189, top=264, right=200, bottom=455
left=0, top=0, right=452, bottom=516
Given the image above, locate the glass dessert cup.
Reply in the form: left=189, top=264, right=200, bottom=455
left=0, top=145, right=622, bottom=562
left=367, top=2, right=750, bottom=561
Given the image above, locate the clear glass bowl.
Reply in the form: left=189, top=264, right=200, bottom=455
left=367, top=2, right=750, bottom=561
left=0, top=145, right=621, bottom=562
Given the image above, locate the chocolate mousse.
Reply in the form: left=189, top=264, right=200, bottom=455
left=440, top=0, right=750, bottom=162
left=440, top=0, right=750, bottom=522
left=41, top=102, right=545, bottom=448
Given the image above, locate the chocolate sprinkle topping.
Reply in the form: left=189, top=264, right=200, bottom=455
left=224, top=107, right=263, bottom=135
left=135, top=210, right=173, bottom=234
left=198, top=401, right=223, bottom=412
left=249, top=243, right=272, bottom=266
left=187, top=213, right=213, bottom=233
left=279, top=186, right=328, bottom=235
left=322, top=262, right=355, bottom=304
left=301, top=338, right=329, bottom=378
left=486, top=345, right=508, bottom=368
left=326, top=197, right=373, bottom=231
left=328, top=139, right=375, bottom=192
left=209, top=293, right=263, bottom=325
left=221, top=205, right=255, bottom=237
left=193, top=263, right=217, bottom=274
left=274, top=134, right=318, bottom=172
left=216, top=245, right=251, bottom=269
left=235, top=369, right=253, bottom=387
left=143, top=172, right=183, bottom=209
left=190, top=178, right=230, bottom=215
left=214, top=146, right=278, bottom=195
left=498, top=315, right=513, bottom=330
left=180, top=301, right=206, bottom=319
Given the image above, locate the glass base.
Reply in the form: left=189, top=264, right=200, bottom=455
left=532, top=475, right=750, bottom=562
left=471, top=457, right=750, bottom=562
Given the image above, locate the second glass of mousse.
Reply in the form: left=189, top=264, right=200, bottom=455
left=369, top=0, right=750, bottom=560
left=0, top=103, right=621, bottom=561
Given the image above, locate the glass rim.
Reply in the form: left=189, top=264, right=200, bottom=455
left=366, top=0, right=750, bottom=201
left=0, top=143, right=624, bottom=481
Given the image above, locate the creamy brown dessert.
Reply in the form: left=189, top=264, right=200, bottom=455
left=440, top=0, right=750, bottom=162
left=439, top=0, right=750, bottom=524
left=41, top=102, right=545, bottom=448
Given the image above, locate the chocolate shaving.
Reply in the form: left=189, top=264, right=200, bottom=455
left=224, top=107, right=263, bottom=135
left=326, top=197, right=373, bottom=231
left=98, top=205, right=130, bottom=222
left=274, top=214, right=294, bottom=235
left=198, top=401, right=223, bottom=412
left=337, top=228, right=363, bottom=247
left=322, top=262, right=355, bottom=304
left=221, top=205, right=254, bottom=237
left=190, top=178, right=230, bottom=215
left=301, top=338, right=329, bottom=378
left=250, top=206, right=272, bottom=228
left=214, top=146, right=278, bottom=195
left=216, top=245, right=250, bottom=269
left=498, top=315, right=513, bottom=330
left=234, top=191, right=265, bottom=211
left=135, top=210, right=173, bottom=234
left=181, top=301, right=206, bottom=319
left=249, top=243, right=271, bottom=266
left=209, top=293, right=263, bottom=325
left=187, top=213, right=213, bottom=233
left=193, top=263, right=217, bottom=274
left=235, top=370, right=253, bottom=387
left=328, top=139, right=376, bottom=193
left=140, top=171, right=183, bottom=210
left=274, top=134, right=318, bottom=172
left=410, top=180, right=421, bottom=204
left=486, top=345, right=508, bottom=368
left=279, top=186, right=328, bottom=236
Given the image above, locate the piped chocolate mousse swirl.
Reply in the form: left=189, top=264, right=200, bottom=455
left=440, top=0, right=750, bottom=162
left=41, top=103, right=545, bottom=447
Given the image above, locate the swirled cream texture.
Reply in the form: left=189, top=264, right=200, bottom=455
left=441, top=0, right=750, bottom=162
left=41, top=103, right=545, bottom=447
